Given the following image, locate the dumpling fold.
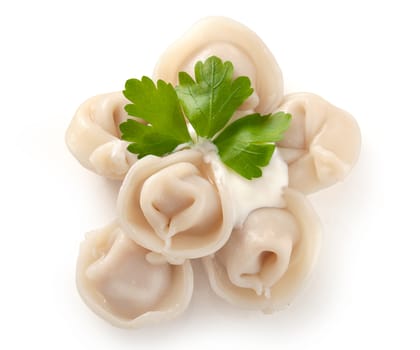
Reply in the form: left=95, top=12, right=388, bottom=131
left=202, top=188, right=322, bottom=312
left=276, top=93, right=361, bottom=194
left=66, top=92, right=138, bottom=179
left=153, top=16, right=284, bottom=114
left=117, top=149, right=235, bottom=264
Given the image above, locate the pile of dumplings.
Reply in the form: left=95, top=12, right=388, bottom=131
left=66, top=17, right=361, bottom=328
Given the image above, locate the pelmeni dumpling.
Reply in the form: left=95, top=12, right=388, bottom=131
left=76, top=221, right=193, bottom=328
left=153, top=16, right=284, bottom=114
left=66, top=92, right=138, bottom=180
left=276, top=93, right=361, bottom=194
left=117, top=149, right=234, bottom=264
left=202, top=188, right=321, bottom=312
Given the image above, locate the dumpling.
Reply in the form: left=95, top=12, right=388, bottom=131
left=66, top=92, right=138, bottom=180
left=117, top=149, right=234, bottom=264
left=276, top=93, right=361, bottom=194
left=76, top=220, right=193, bottom=328
left=153, top=16, right=284, bottom=114
left=202, top=188, right=322, bottom=312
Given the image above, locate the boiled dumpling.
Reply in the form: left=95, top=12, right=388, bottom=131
left=276, top=93, right=361, bottom=194
left=117, top=149, right=234, bottom=264
left=76, top=220, right=193, bottom=328
left=153, top=16, right=284, bottom=114
left=202, top=188, right=322, bottom=312
left=66, top=92, right=138, bottom=179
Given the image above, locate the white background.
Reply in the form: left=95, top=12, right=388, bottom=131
left=1, top=0, right=419, bottom=349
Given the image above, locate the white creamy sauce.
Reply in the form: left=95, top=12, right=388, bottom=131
left=198, top=142, right=288, bottom=227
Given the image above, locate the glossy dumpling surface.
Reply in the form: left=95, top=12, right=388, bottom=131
left=117, top=149, right=234, bottom=264
left=202, top=188, right=322, bottom=312
left=276, top=93, right=361, bottom=194
left=76, top=221, right=193, bottom=328
left=153, top=16, right=284, bottom=114
left=66, top=92, right=137, bottom=179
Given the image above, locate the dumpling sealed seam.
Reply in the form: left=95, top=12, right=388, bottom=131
left=76, top=220, right=193, bottom=328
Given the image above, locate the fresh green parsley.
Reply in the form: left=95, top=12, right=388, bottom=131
left=120, top=56, right=291, bottom=179
left=213, top=112, right=292, bottom=179
left=120, top=77, right=191, bottom=157
left=176, top=57, right=253, bottom=138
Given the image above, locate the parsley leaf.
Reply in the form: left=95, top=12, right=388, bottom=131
left=120, top=77, right=191, bottom=158
left=213, top=112, right=292, bottom=179
left=176, top=56, right=253, bottom=138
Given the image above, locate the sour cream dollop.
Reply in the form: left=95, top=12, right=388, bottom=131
left=198, top=141, right=288, bottom=227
